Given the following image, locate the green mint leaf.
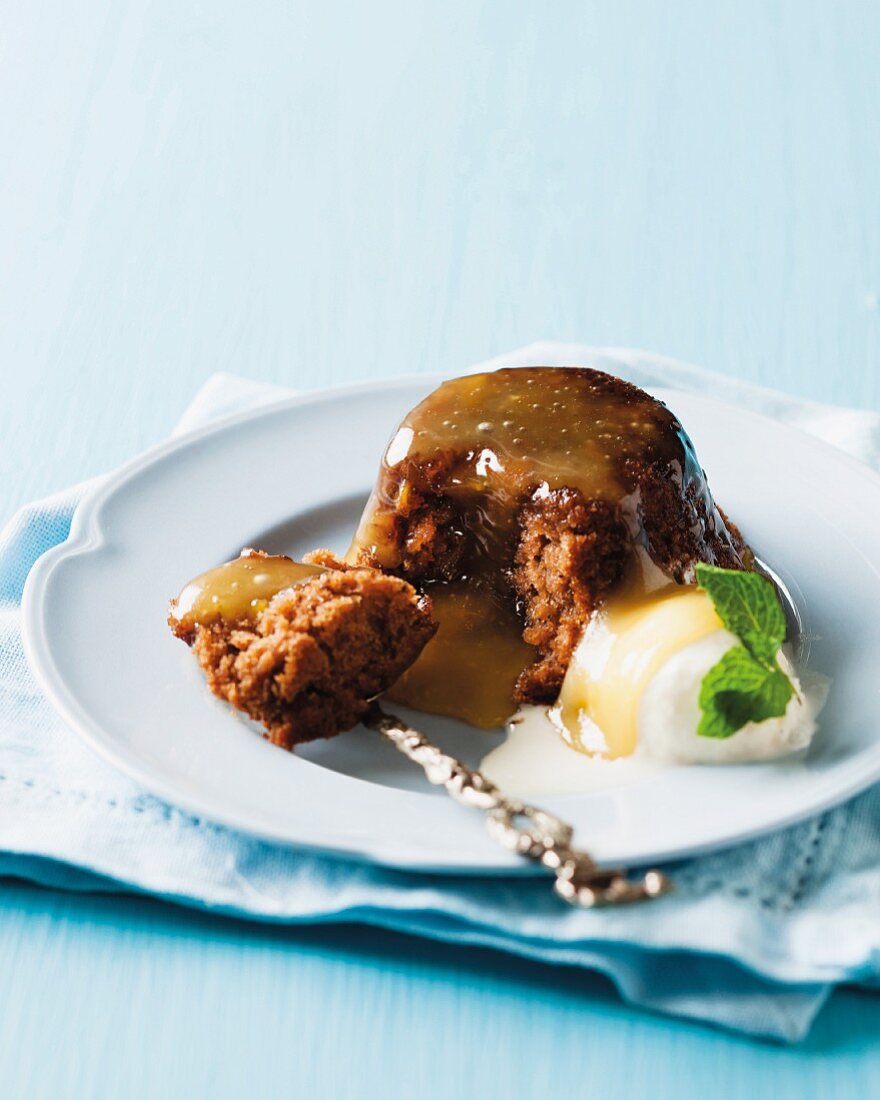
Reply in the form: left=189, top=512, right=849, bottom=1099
left=698, top=646, right=771, bottom=737
left=697, top=645, right=794, bottom=739
left=752, top=665, right=795, bottom=721
left=695, top=563, right=787, bottom=666
left=698, top=696, right=745, bottom=739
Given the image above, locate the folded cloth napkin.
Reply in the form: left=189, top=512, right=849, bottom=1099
left=2, top=342, right=879, bottom=1043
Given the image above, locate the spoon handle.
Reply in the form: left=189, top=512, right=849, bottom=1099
left=364, top=703, right=671, bottom=908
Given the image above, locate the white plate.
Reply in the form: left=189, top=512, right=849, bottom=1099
left=21, top=357, right=880, bottom=873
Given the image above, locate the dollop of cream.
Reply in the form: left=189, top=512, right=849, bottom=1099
left=637, top=632, right=822, bottom=764
left=552, top=586, right=724, bottom=758
left=478, top=585, right=826, bottom=797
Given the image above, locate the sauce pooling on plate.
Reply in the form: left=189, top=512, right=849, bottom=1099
left=386, top=582, right=537, bottom=729
left=169, top=553, right=324, bottom=639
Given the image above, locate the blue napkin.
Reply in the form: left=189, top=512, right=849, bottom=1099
left=2, top=346, right=879, bottom=1043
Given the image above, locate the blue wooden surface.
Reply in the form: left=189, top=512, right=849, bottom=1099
left=1, top=2, right=879, bottom=1096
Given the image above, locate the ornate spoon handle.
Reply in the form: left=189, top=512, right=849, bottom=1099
left=364, top=703, right=671, bottom=908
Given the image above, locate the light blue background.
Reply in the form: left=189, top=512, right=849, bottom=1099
left=2, top=2, right=879, bottom=1096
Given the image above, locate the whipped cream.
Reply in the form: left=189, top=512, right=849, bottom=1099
left=636, top=631, right=821, bottom=764
left=479, top=586, right=825, bottom=797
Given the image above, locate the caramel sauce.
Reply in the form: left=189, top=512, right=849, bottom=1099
left=349, top=367, right=719, bottom=729
left=169, top=554, right=324, bottom=634
left=554, top=583, right=723, bottom=758
left=349, top=367, right=710, bottom=572
left=386, top=584, right=537, bottom=729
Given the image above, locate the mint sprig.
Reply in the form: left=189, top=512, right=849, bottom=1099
left=695, top=564, right=794, bottom=739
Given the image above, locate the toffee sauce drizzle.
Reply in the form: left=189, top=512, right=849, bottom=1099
left=347, top=368, right=739, bottom=729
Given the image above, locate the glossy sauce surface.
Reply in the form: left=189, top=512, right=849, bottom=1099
left=386, top=584, right=537, bottom=729
left=169, top=554, right=325, bottom=634
left=350, top=367, right=709, bottom=573
left=350, top=367, right=715, bottom=728
left=553, top=584, right=723, bottom=758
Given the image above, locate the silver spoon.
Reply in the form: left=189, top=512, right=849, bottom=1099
left=364, top=702, right=671, bottom=908
left=364, top=563, right=803, bottom=907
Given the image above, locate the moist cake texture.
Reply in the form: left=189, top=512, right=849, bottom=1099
left=169, top=551, right=436, bottom=747
left=346, top=367, right=751, bottom=714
